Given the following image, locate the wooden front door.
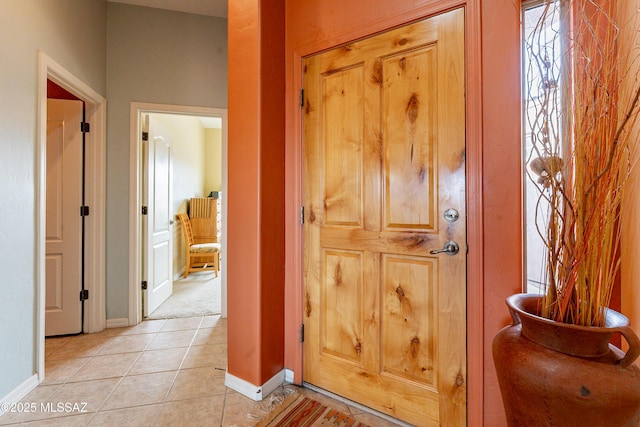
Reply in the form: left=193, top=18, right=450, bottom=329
left=302, top=8, right=466, bottom=426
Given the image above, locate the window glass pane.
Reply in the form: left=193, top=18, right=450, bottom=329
left=523, top=2, right=562, bottom=294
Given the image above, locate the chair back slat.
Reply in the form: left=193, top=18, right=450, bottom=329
left=177, top=213, right=195, bottom=246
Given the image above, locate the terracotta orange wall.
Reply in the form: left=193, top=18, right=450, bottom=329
left=621, top=0, right=640, bottom=340
left=480, top=1, right=523, bottom=425
left=229, top=0, right=522, bottom=424
left=227, top=0, right=286, bottom=385
left=259, top=0, right=286, bottom=380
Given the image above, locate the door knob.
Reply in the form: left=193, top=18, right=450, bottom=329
left=429, top=241, right=459, bottom=256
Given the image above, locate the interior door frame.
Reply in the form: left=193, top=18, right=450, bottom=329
left=128, top=102, right=229, bottom=325
left=36, top=51, right=107, bottom=380
left=285, top=0, right=484, bottom=421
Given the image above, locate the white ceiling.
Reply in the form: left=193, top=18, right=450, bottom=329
left=108, top=0, right=227, bottom=18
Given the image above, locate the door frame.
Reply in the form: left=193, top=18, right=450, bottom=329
left=128, top=102, right=228, bottom=325
left=36, top=52, right=107, bottom=379
left=285, top=0, right=483, bottom=421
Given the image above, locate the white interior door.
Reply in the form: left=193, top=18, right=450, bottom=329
left=45, top=98, right=83, bottom=336
left=143, top=115, right=174, bottom=316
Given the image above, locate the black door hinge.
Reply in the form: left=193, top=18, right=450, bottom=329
left=142, top=131, right=149, bottom=141
left=79, top=289, right=89, bottom=301
left=301, top=324, right=305, bottom=343
left=142, top=206, right=148, bottom=215
left=80, top=206, right=90, bottom=217
left=80, top=122, right=90, bottom=133
left=300, top=206, right=304, bottom=225
left=141, top=281, right=148, bottom=290
left=300, top=88, right=304, bottom=107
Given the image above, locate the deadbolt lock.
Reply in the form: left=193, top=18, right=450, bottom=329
left=444, top=208, right=459, bottom=223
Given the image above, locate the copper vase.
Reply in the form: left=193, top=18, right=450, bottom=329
left=493, top=293, right=640, bottom=427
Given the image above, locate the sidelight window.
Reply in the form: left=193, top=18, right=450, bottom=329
left=522, top=0, right=565, bottom=294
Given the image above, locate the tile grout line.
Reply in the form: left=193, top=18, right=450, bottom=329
left=151, top=316, right=210, bottom=427
left=24, top=316, right=227, bottom=426
left=92, top=319, right=203, bottom=416
left=91, top=335, right=150, bottom=416
left=6, top=333, right=118, bottom=426
left=155, top=318, right=204, bottom=414
left=220, top=387, right=230, bottom=427
left=86, top=320, right=196, bottom=420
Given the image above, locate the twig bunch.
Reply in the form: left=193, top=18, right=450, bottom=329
left=526, top=0, right=640, bottom=326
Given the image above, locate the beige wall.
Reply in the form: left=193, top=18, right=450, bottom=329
left=0, top=0, right=107, bottom=400
left=204, top=128, right=223, bottom=193
left=150, top=113, right=208, bottom=214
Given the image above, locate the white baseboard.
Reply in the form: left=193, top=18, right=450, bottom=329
left=225, top=369, right=285, bottom=401
left=0, top=375, right=39, bottom=417
left=284, top=369, right=294, bottom=383
left=106, top=318, right=130, bottom=328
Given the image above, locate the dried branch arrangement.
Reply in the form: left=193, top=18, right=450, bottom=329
left=525, top=0, right=640, bottom=326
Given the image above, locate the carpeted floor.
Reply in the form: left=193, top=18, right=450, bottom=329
left=146, top=271, right=221, bottom=319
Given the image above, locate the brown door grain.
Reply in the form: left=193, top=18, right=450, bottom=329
left=302, top=8, right=466, bottom=426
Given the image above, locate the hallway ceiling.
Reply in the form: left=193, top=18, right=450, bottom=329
left=108, top=0, right=227, bottom=18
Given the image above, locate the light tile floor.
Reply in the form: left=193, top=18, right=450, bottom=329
left=0, top=316, right=401, bottom=426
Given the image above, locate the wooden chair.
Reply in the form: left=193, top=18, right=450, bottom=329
left=177, top=213, right=220, bottom=278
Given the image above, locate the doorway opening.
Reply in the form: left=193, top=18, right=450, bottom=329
left=36, top=52, right=107, bottom=381
left=128, top=103, right=228, bottom=325
left=45, top=88, right=85, bottom=337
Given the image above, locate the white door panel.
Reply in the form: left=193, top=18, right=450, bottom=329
left=45, top=98, right=83, bottom=336
left=143, top=115, right=173, bottom=316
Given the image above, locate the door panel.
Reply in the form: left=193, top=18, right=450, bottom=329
left=143, top=115, right=173, bottom=317
left=321, top=249, right=364, bottom=364
left=45, top=99, right=83, bottom=336
left=323, top=66, right=364, bottom=227
left=383, top=47, right=437, bottom=231
left=303, top=8, right=466, bottom=426
left=382, top=255, right=436, bottom=385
